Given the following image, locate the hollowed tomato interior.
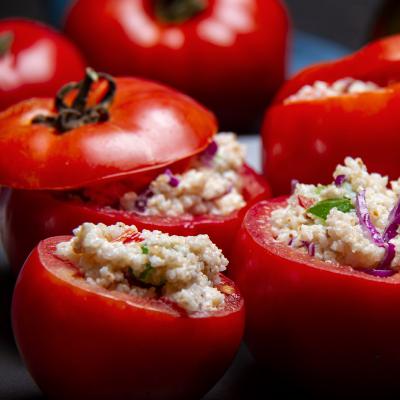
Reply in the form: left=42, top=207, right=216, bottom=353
left=38, top=236, right=244, bottom=318
left=246, top=197, right=400, bottom=282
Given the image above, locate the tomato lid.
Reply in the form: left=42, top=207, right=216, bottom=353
left=0, top=69, right=217, bottom=190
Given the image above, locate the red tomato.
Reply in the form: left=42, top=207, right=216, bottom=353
left=0, top=72, right=216, bottom=190
left=64, top=0, right=289, bottom=131
left=230, top=197, right=400, bottom=396
left=0, top=70, right=270, bottom=272
left=0, top=19, right=86, bottom=111
left=2, top=164, right=270, bottom=273
left=12, top=235, right=244, bottom=399
left=262, top=34, right=400, bottom=195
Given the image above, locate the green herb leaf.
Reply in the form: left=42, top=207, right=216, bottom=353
left=139, top=262, right=153, bottom=283
left=315, top=185, right=327, bottom=195
left=307, top=198, right=354, bottom=220
left=141, top=245, right=149, bottom=254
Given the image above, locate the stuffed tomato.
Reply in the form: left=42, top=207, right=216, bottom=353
left=0, top=69, right=270, bottom=273
left=13, top=222, right=244, bottom=399
left=230, top=157, right=400, bottom=395
left=262, top=34, right=400, bottom=195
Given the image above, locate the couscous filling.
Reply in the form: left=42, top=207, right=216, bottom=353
left=284, top=78, right=381, bottom=104
left=56, top=222, right=228, bottom=313
left=271, top=157, right=400, bottom=276
left=119, top=133, right=246, bottom=217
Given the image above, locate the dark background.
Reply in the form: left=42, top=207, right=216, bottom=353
left=0, top=0, right=388, bottom=49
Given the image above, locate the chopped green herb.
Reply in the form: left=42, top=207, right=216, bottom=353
left=139, top=262, right=153, bottom=283
left=315, top=185, right=327, bottom=195
left=307, top=198, right=354, bottom=221
left=141, top=245, right=149, bottom=254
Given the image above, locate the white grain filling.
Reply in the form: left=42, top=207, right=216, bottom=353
left=120, top=133, right=246, bottom=217
left=284, top=78, right=381, bottom=104
left=56, top=222, right=228, bottom=313
left=270, top=157, right=400, bottom=270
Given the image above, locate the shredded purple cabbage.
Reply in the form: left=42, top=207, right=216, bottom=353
left=309, top=242, right=316, bottom=257
left=302, top=241, right=315, bottom=256
left=383, top=197, right=400, bottom=242
left=356, top=190, right=385, bottom=246
left=200, top=140, right=218, bottom=165
left=134, top=189, right=153, bottom=213
left=334, top=175, right=346, bottom=187
left=356, top=189, right=397, bottom=275
left=363, top=267, right=396, bottom=278
left=379, top=243, right=396, bottom=270
left=164, top=169, right=180, bottom=188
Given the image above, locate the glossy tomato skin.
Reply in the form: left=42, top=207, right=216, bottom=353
left=13, top=236, right=244, bottom=399
left=262, top=34, right=400, bottom=195
left=230, top=198, right=400, bottom=395
left=0, top=76, right=217, bottom=190
left=0, top=19, right=86, bottom=111
left=2, top=164, right=270, bottom=273
left=64, top=0, right=289, bottom=131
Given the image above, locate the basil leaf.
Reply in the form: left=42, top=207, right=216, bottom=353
left=307, top=198, right=354, bottom=220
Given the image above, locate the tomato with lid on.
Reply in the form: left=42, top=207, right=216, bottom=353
left=0, top=68, right=270, bottom=272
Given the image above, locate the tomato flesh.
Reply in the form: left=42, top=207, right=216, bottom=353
left=12, top=235, right=244, bottom=399
left=230, top=198, right=400, bottom=395
left=2, top=164, right=270, bottom=273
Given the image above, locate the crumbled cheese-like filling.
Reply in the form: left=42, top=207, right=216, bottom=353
left=120, top=132, right=246, bottom=217
left=56, top=222, right=228, bottom=313
left=270, top=157, right=400, bottom=271
left=284, top=78, right=381, bottom=104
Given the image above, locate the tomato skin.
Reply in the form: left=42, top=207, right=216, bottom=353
left=0, top=19, right=86, bottom=111
left=64, top=0, right=289, bottom=131
left=0, top=76, right=216, bottom=190
left=13, top=236, right=244, bottom=399
left=262, top=34, right=400, bottom=195
left=230, top=198, right=400, bottom=395
left=2, top=164, right=270, bottom=273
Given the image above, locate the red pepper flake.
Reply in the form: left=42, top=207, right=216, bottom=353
left=112, top=229, right=143, bottom=244
left=297, top=195, right=314, bottom=209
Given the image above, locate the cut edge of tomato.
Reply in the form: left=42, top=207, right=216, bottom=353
left=37, top=236, right=243, bottom=319
left=246, top=197, right=400, bottom=283
left=276, top=81, right=400, bottom=108
left=274, top=34, right=400, bottom=104
left=62, top=163, right=270, bottom=225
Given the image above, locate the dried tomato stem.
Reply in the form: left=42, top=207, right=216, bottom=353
left=32, top=68, right=116, bottom=133
left=154, top=0, right=207, bottom=24
left=0, top=31, right=13, bottom=57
